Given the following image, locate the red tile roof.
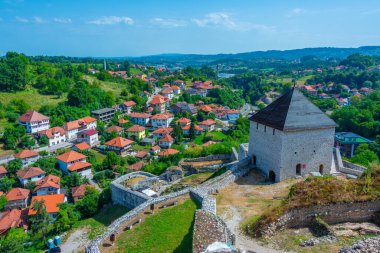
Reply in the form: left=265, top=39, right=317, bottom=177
left=6, top=188, right=30, bottom=201
left=176, top=117, right=191, bottom=124
left=71, top=184, right=94, bottom=198
left=159, top=134, right=174, bottom=142
left=171, top=85, right=180, bottom=90
left=157, top=148, right=179, bottom=157
left=118, top=118, right=129, bottom=124
left=152, top=127, right=173, bottom=135
left=56, top=150, right=87, bottom=163
left=68, top=161, right=92, bottom=172
left=128, top=112, right=151, bottom=119
left=126, top=124, right=145, bottom=132
left=74, top=142, right=91, bottom=151
left=151, top=145, right=160, bottom=151
left=14, top=149, right=39, bottom=159
left=0, top=209, right=28, bottom=235
left=199, top=119, right=216, bottom=126
left=28, top=194, right=65, bottom=215
left=38, top=126, right=65, bottom=139
left=64, top=116, right=97, bottom=131
left=127, top=161, right=145, bottom=171
left=16, top=167, right=45, bottom=179
left=19, top=110, right=49, bottom=123
left=123, top=101, right=136, bottom=107
left=198, top=105, right=213, bottom=113
left=149, top=95, right=166, bottom=105
left=161, top=88, right=173, bottom=94
left=82, top=129, right=98, bottom=136
left=182, top=124, right=203, bottom=131
left=150, top=113, right=174, bottom=120
left=0, top=166, right=7, bottom=175
left=105, top=137, right=134, bottom=148
left=106, top=125, right=124, bottom=134
left=135, top=150, right=148, bottom=159
left=34, top=174, right=60, bottom=192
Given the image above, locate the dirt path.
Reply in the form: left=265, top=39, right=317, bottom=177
left=60, top=229, right=89, bottom=253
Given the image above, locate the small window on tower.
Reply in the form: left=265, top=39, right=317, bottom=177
left=256, top=123, right=258, bottom=129
left=264, top=126, right=266, bottom=132
left=273, top=129, right=275, bottom=135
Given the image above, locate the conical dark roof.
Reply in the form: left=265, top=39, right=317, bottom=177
left=250, top=89, right=336, bottom=131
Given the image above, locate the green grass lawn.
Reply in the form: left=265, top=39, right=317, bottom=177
left=194, top=131, right=228, bottom=145
left=130, top=68, right=141, bottom=75
left=84, top=75, right=126, bottom=96
left=73, top=204, right=130, bottom=240
left=91, top=149, right=107, bottom=163
left=0, top=88, right=66, bottom=110
left=114, top=199, right=197, bottom=253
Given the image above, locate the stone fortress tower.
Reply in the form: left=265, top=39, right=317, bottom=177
left=248, top=88, right=336, bottom=182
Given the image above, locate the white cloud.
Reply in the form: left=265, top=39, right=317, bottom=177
left=54, top=18, right=72, bottom=24
left=15, top=16, right=29, bottom=23
left=192, top=12, right=275, bottom=32
left=151, top=18, right=187, bottom=28
left=87, top=16, right=134, bottom=25
left=15, top=16, right=45, bottom=23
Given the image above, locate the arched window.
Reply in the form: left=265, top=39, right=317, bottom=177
left=252, top=155, right=257, bottom=166
left=269, top=170, right=276, bottom=182
left=319, top=164, right=324, bottom=174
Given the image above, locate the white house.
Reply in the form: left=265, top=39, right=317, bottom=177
left=171, top=85, right=181, bottom=95
left=19, top=110, right=50, bottom=134
left=14, top=150, right=40, bottom=168
left=36, top=127, right=66, bottom=147
left=150, top=113, right=174, bottom=129
left=33, top=174, right=61, bottom=196
left=161, top=88, right=174, bottom=100
left=77, top=129, right=99, bottom=147
left=119, top=101, right=136, bottom=114
left=63, top=116, right=97, bottom=141
left=198, top=119, right=216, bottom=132
left=16, top=167, right=46, bottom=187
left=158, top=134, right=174, bottom=148
left=56, top=150, right=92, bottom=178
left=128, top=112, right=151, bottom=126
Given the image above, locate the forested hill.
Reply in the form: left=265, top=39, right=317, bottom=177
left=128, top=46, right=380, bottom=66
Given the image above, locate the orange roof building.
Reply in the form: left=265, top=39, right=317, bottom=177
left=0, top=166, right=8, bottom=178
left=34, top=174, right=61, bottom=195
left=14, top=149, right=39, bottom=159
left=37, top=127, right=66, bottom=147
left=106, top=125, right=124, bottom=134
left=5, top=188, right=30, bottom=210
left=105, top=137, right=134, bottom=155
left=158, top=134, right=174, bottom=148
left=57, top=150, right=91, bottom=176
left=127, top=161, right=145, bottom=171
left=71, top=184, right=94, bottom=202
left=157, top=148, right=179, bottom=157
left=73, top=142, right=91, bottom=151
left=28, top=194, right=65, bottom=216
left=19, top=110, right=50, bottom=134
left=16, top=167, right=45, bottom=186
left=0, top=209, right=28, bottom=235
left=57, top=150, right=86, bottom=163
left=176, top=117, right=191, bottom=126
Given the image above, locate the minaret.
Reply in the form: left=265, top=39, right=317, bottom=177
left=103, top=59, right=107, bottom=71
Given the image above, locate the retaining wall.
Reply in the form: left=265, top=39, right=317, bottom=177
left=261, top=201, right=380, bottom=237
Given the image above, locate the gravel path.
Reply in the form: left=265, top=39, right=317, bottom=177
left=221, top=206, right=289, bottom=253
left=60, top=229, right=89, bottom=253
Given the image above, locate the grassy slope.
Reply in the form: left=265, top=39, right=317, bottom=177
left=72, top=204, right=130, bottom=240
left=114, top=199, right=197, bottom=253
left=194, top=131, right=228, bottom=145
left=83, top=75, right=126, bottom=96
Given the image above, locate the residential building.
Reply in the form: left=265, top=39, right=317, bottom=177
left=56, top=151, right=92, bottom=177
left=106, top=125, right=124, bottom=135
left=119, top=101, right=136, bottom=114
left=77, top=129, right=99, bottom=147
left=135, top=150, right=148, bottom=159
left=226, top=110, right=240, bottom=123
left=0, top=166, right=7, bottom=178
left=335, top=132, right=372, bottom=158
left=127, top=161, right=145, bottom=171
left=158, top=134, right=174, bottom=148
left=171, top=85, right=181, bottom=95
left=174, top=79, right=185, bottom=88
left=33, top=174, right=61, bottom=196
left=248, top=88, right=336, bottom=182
left=152, top=127, right=173, bottom=139
left=198, top=119, right=216, bottom=132
left=28, top=194, right=65, bottom=219
left=5, top=188, right=30, bottom=210
left=128, top=112, right=151, bottom=126
left=16, top=167, right=45, bottom=187
left=105, top=137, right=134, bottom=155
left=170, top=102, right=197, bottom=115
left=91, top=108, right=115, bottom=122
left=126, top=125, right=146, bottom=141
left=149, top=94, right=166, bottom=113
left=182, top=124, right=203, bottom=136
left=36, top=126, right=66, bottom=147
left=0, top=209, right=28, bottom=236
left=14, top=150, right=40, bottom=168
left=150, top=113, right=174, bottom=129
left=72, top=142, right=91, bottom=152
left=118, top=118, right=129, bottom=127
left=151, top=145, right=161, bottom=154
left=161, top=88, right=173, bottom=99
left=64, top=116, right=97, bottom=140
left=19, top=110, right=50, bottom=134
left=71, top=184, right=94, bottom=202
left=176, top=117, right=191, bottom=127
left=157, top=148, right=179, bottom=157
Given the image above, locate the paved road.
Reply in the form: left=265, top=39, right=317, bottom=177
left=36, top=142, right=73, bottom=153
left=240, top=103, right=252, bottom=116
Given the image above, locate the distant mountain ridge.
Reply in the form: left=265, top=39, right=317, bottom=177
left=127, top=46, right=380, bottom=66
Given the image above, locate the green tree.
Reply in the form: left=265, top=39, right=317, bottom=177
left=189, top=122, right=196, bottom=140
left=0, top=176, right=15, bottom=192
left=0, top=195, right=7, bottom=211
left=173, top=123, right=183, bottom=144
left=6, top=159, right=22, bottom=174
left=0, top=52, right=29, bottom=91
left=0, top=228, right=29, bottom=253
left=54, top=203, right=80, bottom=233
left=102, top=151, right=120, bottom=170
left=351, top=144, right=378, bottom=166
left=28, top=199, right=53, bottom=240
left=75, top=187, right=100, bottom=218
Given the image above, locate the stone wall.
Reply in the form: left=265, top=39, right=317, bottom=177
left=341, top=160, right=368, bottom=176
left=193, top=210, right=235, bottom=253
left=261, top=201, right=380, bottom=237
left=181, top=154, right=231, bottom=163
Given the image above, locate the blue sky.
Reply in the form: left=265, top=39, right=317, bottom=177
left=1, top=0, right=380, bottom=57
